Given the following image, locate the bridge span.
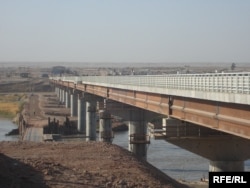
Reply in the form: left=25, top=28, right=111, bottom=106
left=50, top=72, right=250, bottom=172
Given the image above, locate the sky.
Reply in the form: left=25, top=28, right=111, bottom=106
left=0, top=0, right=250, bottom=65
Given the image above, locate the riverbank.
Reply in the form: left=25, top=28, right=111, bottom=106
left=0, top=93, right=27, bottom=120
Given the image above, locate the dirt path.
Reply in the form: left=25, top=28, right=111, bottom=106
left=22, top=93, right=73, bottom=128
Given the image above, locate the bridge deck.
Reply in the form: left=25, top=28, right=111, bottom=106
left=50, top=73, right=250, bottom=139
left=58, top=72, right=250, bottom=105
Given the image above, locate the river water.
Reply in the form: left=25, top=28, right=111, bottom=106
left=1, top=119, right=250, bottom=182
left=0, top=118, right=20, bottom=141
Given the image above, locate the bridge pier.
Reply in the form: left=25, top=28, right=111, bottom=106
left=70, top=90, right=78, bottom=117
left=103, top=100, right=153, bottom=158
left=86, top=101, right=96, bottom=141
left=55, top=87, right=59, bottom=97
left=59, top=88, right=63, bottom=103
left=65, top=90, right=71, bottom=108
left=209, top=161, right=244, bottom=171
left=99, top=110, right=113, bottom=143
left=81, top=94, right=103, bottom=141
left=58, top=88, right=61, bottom=101
left=62, top=89, right=65, bottom=104
left=54, top=87, right=57, bottom=95
left=56, top=87, right=60, bottom=99
left=128, top=108, right=150, bottom=159
left=77, top=93, right=86, bottom=133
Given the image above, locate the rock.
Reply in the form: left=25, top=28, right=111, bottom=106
left=5, top=128, right=19, bottom=136
left=106, top=182, right=112, bottom=187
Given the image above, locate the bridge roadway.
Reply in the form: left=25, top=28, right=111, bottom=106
left=23, top=127, right=43, bottom=142
left=50, top=72, right=250, bottom=140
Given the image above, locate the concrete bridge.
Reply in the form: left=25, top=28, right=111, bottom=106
left=50, top=72, right=250, bottom=172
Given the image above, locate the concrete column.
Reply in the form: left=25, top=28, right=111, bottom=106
left=62, top=89, right=65, bottom=104
left=77, top=95, right=86, bottom=133
left=60, top=88, right=64, bottom=103
left=55, top=87, right=59, bottom=96
left=128, top=108, right=149, bottom=159
left=209, top=161, right=244, bottom=172
left=70, top=91, right=78, bottom=117
left=66, top=90, right=71, bottom=108
left=86, top=101, right=96, bottom=141
left=58, top=88, right=61, bottom=102
left=70, top=93, right=74, bottom=116
left=99, top=110, right=113, bottom=143
left=163, top=118, right=184, bottom=137
left=65, top=91, right=69, bottom=108
left=60, top=89, right=64, bottom=104
left=60, top=89, right=63, bottom=103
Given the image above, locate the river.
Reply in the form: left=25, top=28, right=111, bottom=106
left=0, top=118, right=20, bottom=141
left=1, top=119, right=250, bottom=182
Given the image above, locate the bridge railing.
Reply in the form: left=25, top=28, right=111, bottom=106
left=51, top=72, right=250, bottom=94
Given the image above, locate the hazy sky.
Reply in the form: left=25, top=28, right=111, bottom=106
left=0, top=0, right=249, bottom=64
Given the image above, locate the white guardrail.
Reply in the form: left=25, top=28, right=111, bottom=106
left=51, top=72, right=250, bottom=94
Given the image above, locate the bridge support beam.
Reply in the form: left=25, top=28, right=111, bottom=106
left=61, top=89, right=64, bottom=102
left=86, top=101, right=96, bottom=141
left=128, top=108, right=150, bottom=159
left=99, top=110, right=113, bottom=143
left=70, top=91, right=78, bottom=117
left=77, top=93, right=86, bottom=133
left=55, top=87, right=59, bottom=97
left=56, top=87, right=61, bottom=101
left=62, top=89, right=66, bottom=104
left=57, top=87, right=60, bottom=100
left=65, top=90, right=71, bottom=108
left=59, top=88, right=62, bottom=102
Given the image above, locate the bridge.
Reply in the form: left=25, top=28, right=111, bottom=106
left=50, top=72, right=250, bottom=172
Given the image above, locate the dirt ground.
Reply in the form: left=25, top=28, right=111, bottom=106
left=0, top=141, right=192, bottom=188
left=1, top=92, right=208, bottom=188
